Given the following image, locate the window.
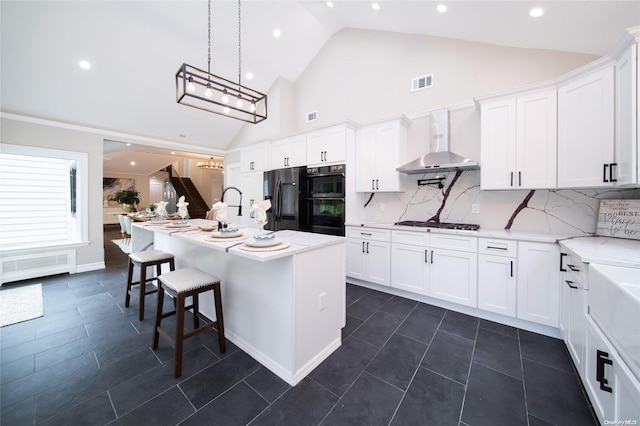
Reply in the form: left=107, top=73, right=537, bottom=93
left=0, top=144, right=88, bottom=250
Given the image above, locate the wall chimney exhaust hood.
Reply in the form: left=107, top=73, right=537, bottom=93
left=397, top=108, right=479, bottom=175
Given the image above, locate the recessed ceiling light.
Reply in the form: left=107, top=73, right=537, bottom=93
left=436, top=4, right=447, bottom=13
left=126, top=143, right=131, bottom=146
left=529, top=7, right=544, bottom=17
left=273, top=29, right=281, bottom=38
left=171, top=151, right=176, bottom=154
left=326, top=1, right=334, bottom=7
left=371, top=3, right=380, bottom=11
left=245, top=72, right=253, bottom=80
left=78, top=60, right=91, bottom=70
left=130, top=161, right=136, bottom=166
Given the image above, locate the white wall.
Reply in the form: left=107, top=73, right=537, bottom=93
left=1, top=117, right=105, bottom=268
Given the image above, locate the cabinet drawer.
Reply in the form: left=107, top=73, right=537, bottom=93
left=391, top=230, right=430, bottom=246
left=560, top=249, right=587, bottom=288
left=430, top=234, right=478, bottom=252
left=346, top=227, right=390, bottom=242
left=478, top=238, right=517, bottom=257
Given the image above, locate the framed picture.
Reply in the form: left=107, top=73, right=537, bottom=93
left=103, top=177, right=135, bottom=202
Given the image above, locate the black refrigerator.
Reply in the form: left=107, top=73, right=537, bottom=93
left=263, top=167, right=306, bottom=232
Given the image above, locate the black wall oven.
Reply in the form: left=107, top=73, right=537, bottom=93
left=302, top=164, right=345, bottom=236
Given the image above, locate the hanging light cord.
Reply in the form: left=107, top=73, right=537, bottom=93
left=237, top=0, right=242, bottom=92
left=207, top=0, right=212, bottom=79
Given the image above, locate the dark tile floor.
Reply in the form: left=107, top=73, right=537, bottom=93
left=0, top=232, right=598, bottom=425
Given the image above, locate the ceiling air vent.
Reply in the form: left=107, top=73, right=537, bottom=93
left=411, top=73, right=433, bottom=92
left=306, top=111, right=317, bottom=122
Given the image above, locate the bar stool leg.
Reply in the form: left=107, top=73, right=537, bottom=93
left=125, top=259, right=134, bottom=307
left=139, top=264, right=147, bottom=321
left=175, top=293, right=186, bottom=378
left=192, top=293, right=200, bottom=329
left=214, top=283, right=226, bottom=353
left=153, top=285, right=165, bottom=350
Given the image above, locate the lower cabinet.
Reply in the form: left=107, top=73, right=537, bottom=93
left=559, top=249, right=588, bottom=376
left=477, top=238, right=517, bottom=316
left=429, top=248, right=478, bottom=307
left=390, top=243, right=429, bottom=294
left=584, top=316, right=640, bottom=424
left=517, top=241, right=560, bottom=327
left=346, top=227, right=390, bottom=286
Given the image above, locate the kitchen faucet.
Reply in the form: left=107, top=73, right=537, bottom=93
left=220, top=186, right=243, bottom=216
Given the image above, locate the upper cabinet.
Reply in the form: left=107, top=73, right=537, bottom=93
left=479, top=87, right=557, bottom=190
left=557, top=65, right=616, bottom=188
left=355, top=117, right=409, bottom=192
left=240, top=142, right=271, bottom=173
left=306, top=123, right=354, bottom=166
left=614, top=42, right=638, bottom=185
left=271, top=135, right=306, bottom=169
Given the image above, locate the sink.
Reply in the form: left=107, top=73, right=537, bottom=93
left=589, top=263, right=640, bottom=381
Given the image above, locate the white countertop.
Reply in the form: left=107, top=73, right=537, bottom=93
left=560, top=236, right=640, bottom=268
left=134, top=219, right=344, bottom=262
left=345, top=222, right=576, bottom=244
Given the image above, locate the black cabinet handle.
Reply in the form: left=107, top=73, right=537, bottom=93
left=596, top=350, right=613, bottom=393
left=560, top=253, right=567, bottom=272
left=362, top=241, right=365, bottom=253
left=610, top=163, right=617, bottom=182
left=372, top=180, right=375, bottom=190
left=518, top=171, right=522, bottom=187
left=376, top=179, right=379, bottom=190
left=487, top=246, right=508, bottom=251
left=366, top=242, right=369, bottom=254
left=565, top=280, right=578, bottom=289
left=567, top=264, right=580, bottom=272
left=510, top=260, right=513, bottom=277
left=360, top=232, right=372, bottom=236
left=510, top=172, right=514, bottom=187
left=430, top=250, right=434, bottom=264
left=424, top=249, right=428, bottom=263
left=603, top=164, right=609, bottom=182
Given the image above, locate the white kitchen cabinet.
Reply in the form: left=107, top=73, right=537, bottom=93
left=516, top=241, right=560, bottom=327
left=355, top=117, right=408, bottom=192
left=238, top=171, right=264, bottom=217
left=306, top=124, right=353, bottom=166
left=557, top=65, right=615, bottom=188
left=391, top=243, right=429, bottom=295
left=240, top=142, right=271, bottom=173
left=584, top=316, right=640, bottom=425
left=614, top=42, right=638, bottom=185
left=479, top=88, right=557, bottom=190
left=429, top=247, right=478, bottom=308
left=477, top=238, right=517, bottom=317
left=346, top=227, right=390, bottom=286
left=271, top=135, right=307, bottom=169
left=559, top=248, right=588, bottom=376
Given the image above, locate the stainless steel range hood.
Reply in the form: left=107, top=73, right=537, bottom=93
left=397, top=109, right=479, bottom=175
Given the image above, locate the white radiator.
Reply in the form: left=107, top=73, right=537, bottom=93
left=0, top=249, right=76, bottom=285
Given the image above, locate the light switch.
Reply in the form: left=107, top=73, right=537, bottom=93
left=472, top=204, right=480, bottom=214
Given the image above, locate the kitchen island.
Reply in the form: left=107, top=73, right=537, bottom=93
left=131, top=220, right=346, bottom=386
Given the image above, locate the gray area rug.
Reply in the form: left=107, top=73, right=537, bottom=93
left=0, top=283, right=43, bottom=327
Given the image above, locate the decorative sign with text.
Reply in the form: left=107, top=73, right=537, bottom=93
left=596, top=199, right=640, bottom=240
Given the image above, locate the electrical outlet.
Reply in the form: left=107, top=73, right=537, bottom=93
left=472, top=204, right=480, bottom=214
left=318, top=292, right=326, bottom=311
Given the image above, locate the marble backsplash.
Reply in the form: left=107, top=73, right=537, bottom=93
left=351, top=171, right=640, bottom=236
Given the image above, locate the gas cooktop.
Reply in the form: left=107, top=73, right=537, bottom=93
left=395, top=221, right=480, bottom=231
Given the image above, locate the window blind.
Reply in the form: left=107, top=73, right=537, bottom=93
left=0, top=153, right=74, bottom=249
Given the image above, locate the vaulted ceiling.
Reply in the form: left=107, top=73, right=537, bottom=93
left=2, top=1, right=639, bottom=156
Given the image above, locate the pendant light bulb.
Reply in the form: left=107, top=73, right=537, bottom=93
left=224, top=107, right=230, bottom=114
left=236, top=95, right=243, bottom=108
left=249, top=102, right=256, bottom=112
left=204, top=84, right=213, bottom=98
left=222, top=89, right=229, bottom=103
left=187, top=77, right=196, bottom=93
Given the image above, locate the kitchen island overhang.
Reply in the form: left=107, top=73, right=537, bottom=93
left=131, top=220, right=346, bottom=386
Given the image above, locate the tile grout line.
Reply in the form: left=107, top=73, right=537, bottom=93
left=456, top=320, right=480, bottom=426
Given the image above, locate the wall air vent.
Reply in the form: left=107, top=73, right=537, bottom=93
left=411, top=74, right=433, bottom=92
left=306, top=111, right=318, bottom=122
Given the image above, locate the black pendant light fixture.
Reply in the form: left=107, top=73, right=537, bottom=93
left=176, top=0, right=267, bottom=124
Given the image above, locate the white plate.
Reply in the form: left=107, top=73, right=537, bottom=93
left=211, top=230, right=242, bottom=238
left=245, top=237, right=281, bottom=248
left=198, top=225, right=217, bottom=232
left=166, top=221, right=191, bottom=228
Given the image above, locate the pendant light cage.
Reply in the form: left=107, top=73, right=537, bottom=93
left=176, top=0, right=267, bottom=124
